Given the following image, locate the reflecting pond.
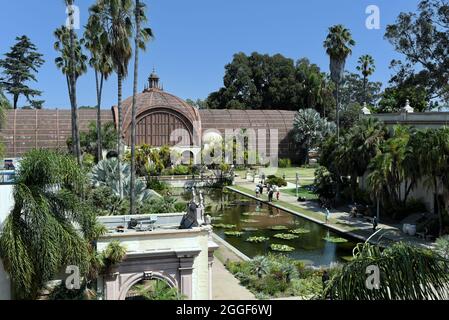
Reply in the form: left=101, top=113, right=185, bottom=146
left=175, top=188, right=357, bottom=267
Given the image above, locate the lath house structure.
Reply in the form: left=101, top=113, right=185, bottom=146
left=0, top=72, right=298, bottom=160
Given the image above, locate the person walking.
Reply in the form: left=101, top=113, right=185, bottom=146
left=325, top=207, right=330, bottom=224
left=255, top=186, right=260, bottom=198
left=275, top=185, right=280, bottom=201
left=372, top=216, right=378, bottom=232
left=268, top=187, right=274, bottom=203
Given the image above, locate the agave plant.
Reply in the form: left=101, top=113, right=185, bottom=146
left=90, top=158, right=159, bottom=203
left=250, top=256, right=270, bottom=279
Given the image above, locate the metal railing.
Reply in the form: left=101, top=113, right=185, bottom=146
left=0, top=170, right=16, bottom=185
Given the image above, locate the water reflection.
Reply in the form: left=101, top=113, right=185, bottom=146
left=176, top=188, right=356, bottom=267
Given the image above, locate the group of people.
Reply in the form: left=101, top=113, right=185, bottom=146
left=255, top=182, right=280, bottom=202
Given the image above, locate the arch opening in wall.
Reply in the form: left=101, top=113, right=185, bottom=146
left=125, top=108, right=194, bottom=147
left=181, top=150, right=195, bottom=165
left=124, top=277, right=181, bottom=300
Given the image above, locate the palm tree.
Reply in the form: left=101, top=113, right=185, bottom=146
left=63, top=0, right=83, bottom=166
left=323, top=24, right=355, bottom=140
left=325, top=242, right=449, bottom=300
left=412, top=128, right=449, bottom=236
left=84, top=12, right=114, bottom=163
left=130, top=0, right=154, bottom=215
left=356, top=55, right=375, bottom=104
left=90, top=0, right=152, bottom=199
left=0, top=150, right=97, bottom=299
left=367, top=126, right=415, bottom=217
left=54, top=25, right=87, bottom=164
left=343, top=118, right=386, bottom=201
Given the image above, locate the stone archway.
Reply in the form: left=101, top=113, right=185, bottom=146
left=102, top=249, right=200, bottom=300
left=119, top=271, right=178, bottom=300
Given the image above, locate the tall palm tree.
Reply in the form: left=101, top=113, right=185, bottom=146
left=412, top=128, right=449, bottom=236
left=84, top=12, right=114, bottom=162
left=367, top=126, right=415, bottom=217
left=0, top=150, right=97, bottom=299
left=63, top=0, right=83, bottom=166
left=356, top=55, right=375, bottom=105
left=343, top=118, right=386, bottom=201
left=325, top=242, right=449, bottom=300
left=130, top=0, right=153, bottom=215
left=54, top=25, right=87, bottom=162
left=90, top=0, right=152, bottom=199
left=323, top=24, right=355, bottom=140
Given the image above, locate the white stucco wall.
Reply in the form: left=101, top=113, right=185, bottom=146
left=97, top=227, right=214, bottom=300
left=0, top=184, right=14, bottom=228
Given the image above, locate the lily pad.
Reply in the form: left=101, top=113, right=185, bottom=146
left=212, top=223, right=237, bottom=229
left=241, top=219, right=258, bottom=223
left=224, top=231, right=243, bottom=237
left=323, top=236, right=348, bottom=243
left=242, top=212, right=262, bottom=217
left=273, top=233, right=299, bottom=240
left=270, top=225, right=289, bottom=231
left=270, top=244, right=295, bottom=252
left=246, top=236, right=269, bottom=243
left=290, top=228, right=311, bottom=234
left=242, top=227, right=259, bottom=232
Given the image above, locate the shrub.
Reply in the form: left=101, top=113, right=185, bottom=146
left=173, top=165, right=191, bottom=175
left=146, top=178, right=169, bottom=191
left=140, top=197, right=177, bottom=214
left=266, top=175, right=287, bottom=187
left=174, top=202, right=187, bottom=212
left=314, top=166, right=336, bottom=200
left=278, top=158, right=292, bottom=168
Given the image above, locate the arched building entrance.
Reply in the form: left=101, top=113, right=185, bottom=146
left=102, top=248, right=203, bottom=300
left=117, top=71, right=202, bottom=149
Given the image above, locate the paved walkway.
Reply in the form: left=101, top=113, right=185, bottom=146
left=212, top=259, right=256, bottom=300
left=230, top=178, right=434, bottom=249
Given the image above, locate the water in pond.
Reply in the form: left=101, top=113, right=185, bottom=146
left=175, top=189, right=357, bottom=267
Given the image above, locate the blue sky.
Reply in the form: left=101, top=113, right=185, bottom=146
left=0, top=0, right=420, bottom=109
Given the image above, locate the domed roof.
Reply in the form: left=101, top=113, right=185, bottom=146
left=119, top=85, right=201, bottom=137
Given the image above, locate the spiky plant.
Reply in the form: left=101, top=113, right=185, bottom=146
left=91, top=158, right=160, bottom=203
left=325, top=242, right=449, bottom=300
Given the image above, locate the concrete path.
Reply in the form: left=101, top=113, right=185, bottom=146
left=230, top=178, right=434, bottom=249
left=212, top=259, right=256, bottom=300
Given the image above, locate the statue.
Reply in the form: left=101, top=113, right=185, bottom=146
left=180, top=200, right=199, bottom=229
left=179, top=187, right=205, bottom=229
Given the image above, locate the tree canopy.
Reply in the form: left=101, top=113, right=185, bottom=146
left=206, top=53, right=334, bottom=114
left=385, top=0, right=449, bottom=106
left=0, top=35, right=45, bottom=109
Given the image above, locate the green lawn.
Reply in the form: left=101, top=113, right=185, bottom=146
left=235, top=166, right=316, bottom=181
left=283, top=187, right=318, bottom=200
